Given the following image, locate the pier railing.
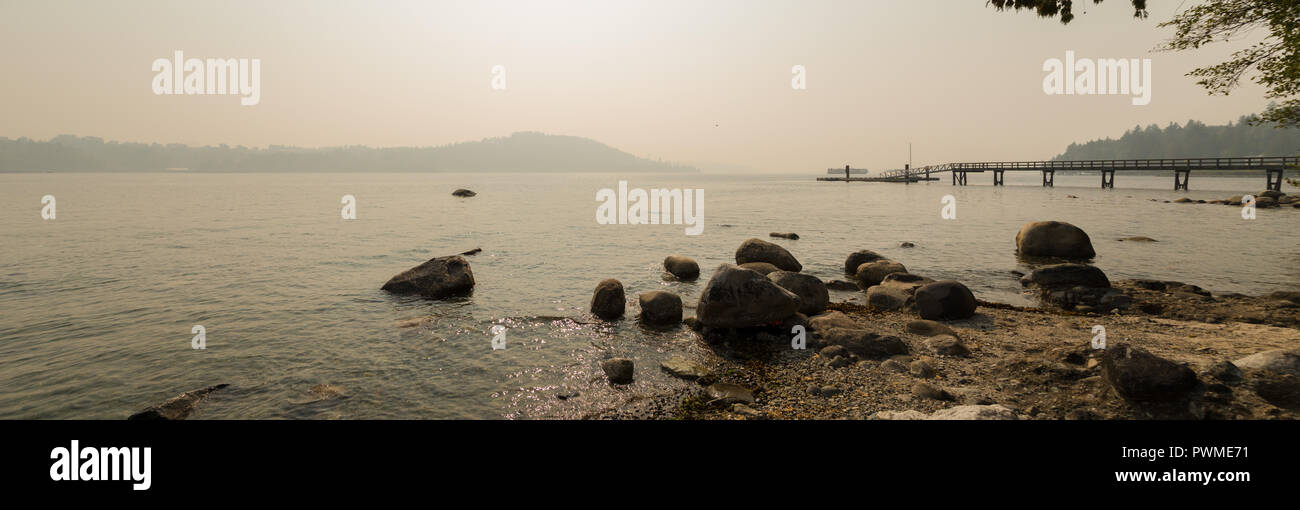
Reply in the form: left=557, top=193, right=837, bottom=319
left=872, top=156, right=1298, bottom=190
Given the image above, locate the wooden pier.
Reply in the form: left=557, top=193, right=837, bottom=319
left=831, top=156, right=1298, bottom=191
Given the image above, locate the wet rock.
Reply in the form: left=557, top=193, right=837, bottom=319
left=824, top=279, right=860, bottom=291
left=1101, top=344, right=1198, bottom=402
left=660, top=357, right=710, bottom=381
left=1118, top=236, right=1158, bottom=242
left=696, top=264, right=799, bottom=328
left=638, top=291, right=683, bottom=325
left=855, top=260, right=907, bottom=286
left=844, top=250, right=887, bottom=274
left=451, top=188, right=476, bottom=197
left=706, top=383, right=754, bottom=404
left=663, top=255, right=700, bottom=280
left=914, top=280, right=977, bottom=320
left=899, top=241, right=915, bottom=248
left=1020, top=263, right=1110, bottom=289
left=735, top=238, right=802, bottom=272
left=460, top=247, right=483, bottom=255
left=769, top=232, right=799, bottom=240
left=767, top=271, right=829, bottom=315
left=1015, top=221, right=1096, bottom=260
left=590, top=279, right=626, bottom=320
left=1173, top=197, right=1193, bottom=203
left=807, top=311, right=859, bottom=332
left=601, top=358, right=635, bottom=384
left=381, top=255, right=475, bottom=299
left=1233, top=349, right=1300, bottom=376
left=737, top=262, right=781, bottom=275
left=820, top=328, right=909, bottom=359
left=128, top=384, right=229, bottom=420
left=911, top=382, right=954, bottom=401
left=906, top=319, right=958, bottom=338
left=926, top=335, right=969, bottom=357
left=683, top=316, right=702, bottom=331
left=866, top=285, right=911, bottom=311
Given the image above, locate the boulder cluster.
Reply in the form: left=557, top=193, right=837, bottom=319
left=1015, top=220, right=1131, bottom=313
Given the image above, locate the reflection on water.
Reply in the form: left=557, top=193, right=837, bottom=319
left=0, top=171, right=1295, bottom=418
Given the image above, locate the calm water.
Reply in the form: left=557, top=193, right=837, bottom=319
left=1, top=171, right=1297, bottom=419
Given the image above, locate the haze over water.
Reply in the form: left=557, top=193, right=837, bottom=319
left=1, top=171, right=1295, bottom=419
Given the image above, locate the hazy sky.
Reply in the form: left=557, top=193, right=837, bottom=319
left=0, top=0, right=1274, bottom=172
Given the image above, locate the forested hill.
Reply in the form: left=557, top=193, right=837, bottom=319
left=0, top=131, right=698, bottom=172
left=1054, top=116, right=1300, bottom=160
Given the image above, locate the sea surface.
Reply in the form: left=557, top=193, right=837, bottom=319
left=1, top=171, right=1296, bottom=419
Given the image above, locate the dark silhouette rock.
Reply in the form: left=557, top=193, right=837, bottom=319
left=1020, top=263, right=1110, bottom=289
left=601, top=358, right=635, bottom=384
left=738, top=261, right=781, bottom=275
left=819, top=328, right=908, bottom=359
left=696, top=264, right=799, bottom=328
left=638, top=290, right=683, bottom=325
left=1015, top=221, right=1096, bottom=260
left=591, top=279, right=626, bottom=320
left=767, top=271, right=829, bottom=315
left=663, top=255, right=700, bottom=280
left=914, top=280, right=977, bottom=320
left=769, top=232, right=800, bottom=240
left=381, top=255, right=475, bottom=299
left=1102, top=344, right=1198, bottom=402
left=451, top=189, right=476, bottom=197
left=735, top=238, right=802, bottom=272
left=845, top=250, right=886, bottom=274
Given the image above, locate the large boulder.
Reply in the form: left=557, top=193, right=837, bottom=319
left=1102, top=344, right=1198, bottom=402
left=914, top=280, right=977, bottom=320
left=1015, top=221, right=1096, bottom=260
left=591, top=279, right=626, bottom=320
left=663, top=255, right=700, bottom=280
left=767, top=271, right=829, bottom=315
left=1233, top=349, right=1300, bottom=376
left=819, top=328, right=909, bottom=359
left=735, top=238, right=802, bottom=272
left=1020, top=263, right=1110, bottom=289
left=381, top=255, right=476, bottom=299
left=638, top=291, right=683, bottom=325
left=866, top=285, right=911, bottom=311
left=696, top=264, right=800, bottom=328
left=855, top=260, right=907, bottom=286
left=845, top=250, right=887, bottom=274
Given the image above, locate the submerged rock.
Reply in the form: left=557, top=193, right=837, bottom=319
left=855, top=260, right=907, bottom=286
left=735, top=238, right=802, bottom=272
left=844, top=250, right=887, bottom=274
left=1015, top=221, right=1096, bottom=260
left=696, top=264, right=799, bottom=328
left=451, top=189, right=476, bottom=197
left=381, top=255, right=475, bottom=299
left=127, top=384, right=229, bottom=420
left=591, top=279, right=626, bottom=320
left=769, top=232, right=800, bottom=240
left=663, top=255, right=700, bottom=280
left=602, top=358, right=635, bottom=384
left=767, top=271, right=829, bottom=315
left=660, top=357, right=711, bottom=381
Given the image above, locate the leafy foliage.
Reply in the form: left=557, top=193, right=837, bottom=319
left=1053, top=115, right=1300, bottom=160
left=987, top=0, right=1147, bottom=24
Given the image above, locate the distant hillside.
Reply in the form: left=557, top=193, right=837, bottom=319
left=1054, top=116, right=1300, bottom=161
left=0, top=132, right=698, bottom=173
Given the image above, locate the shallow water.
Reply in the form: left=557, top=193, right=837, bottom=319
left=0, top=171, right=1296, bottom=419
